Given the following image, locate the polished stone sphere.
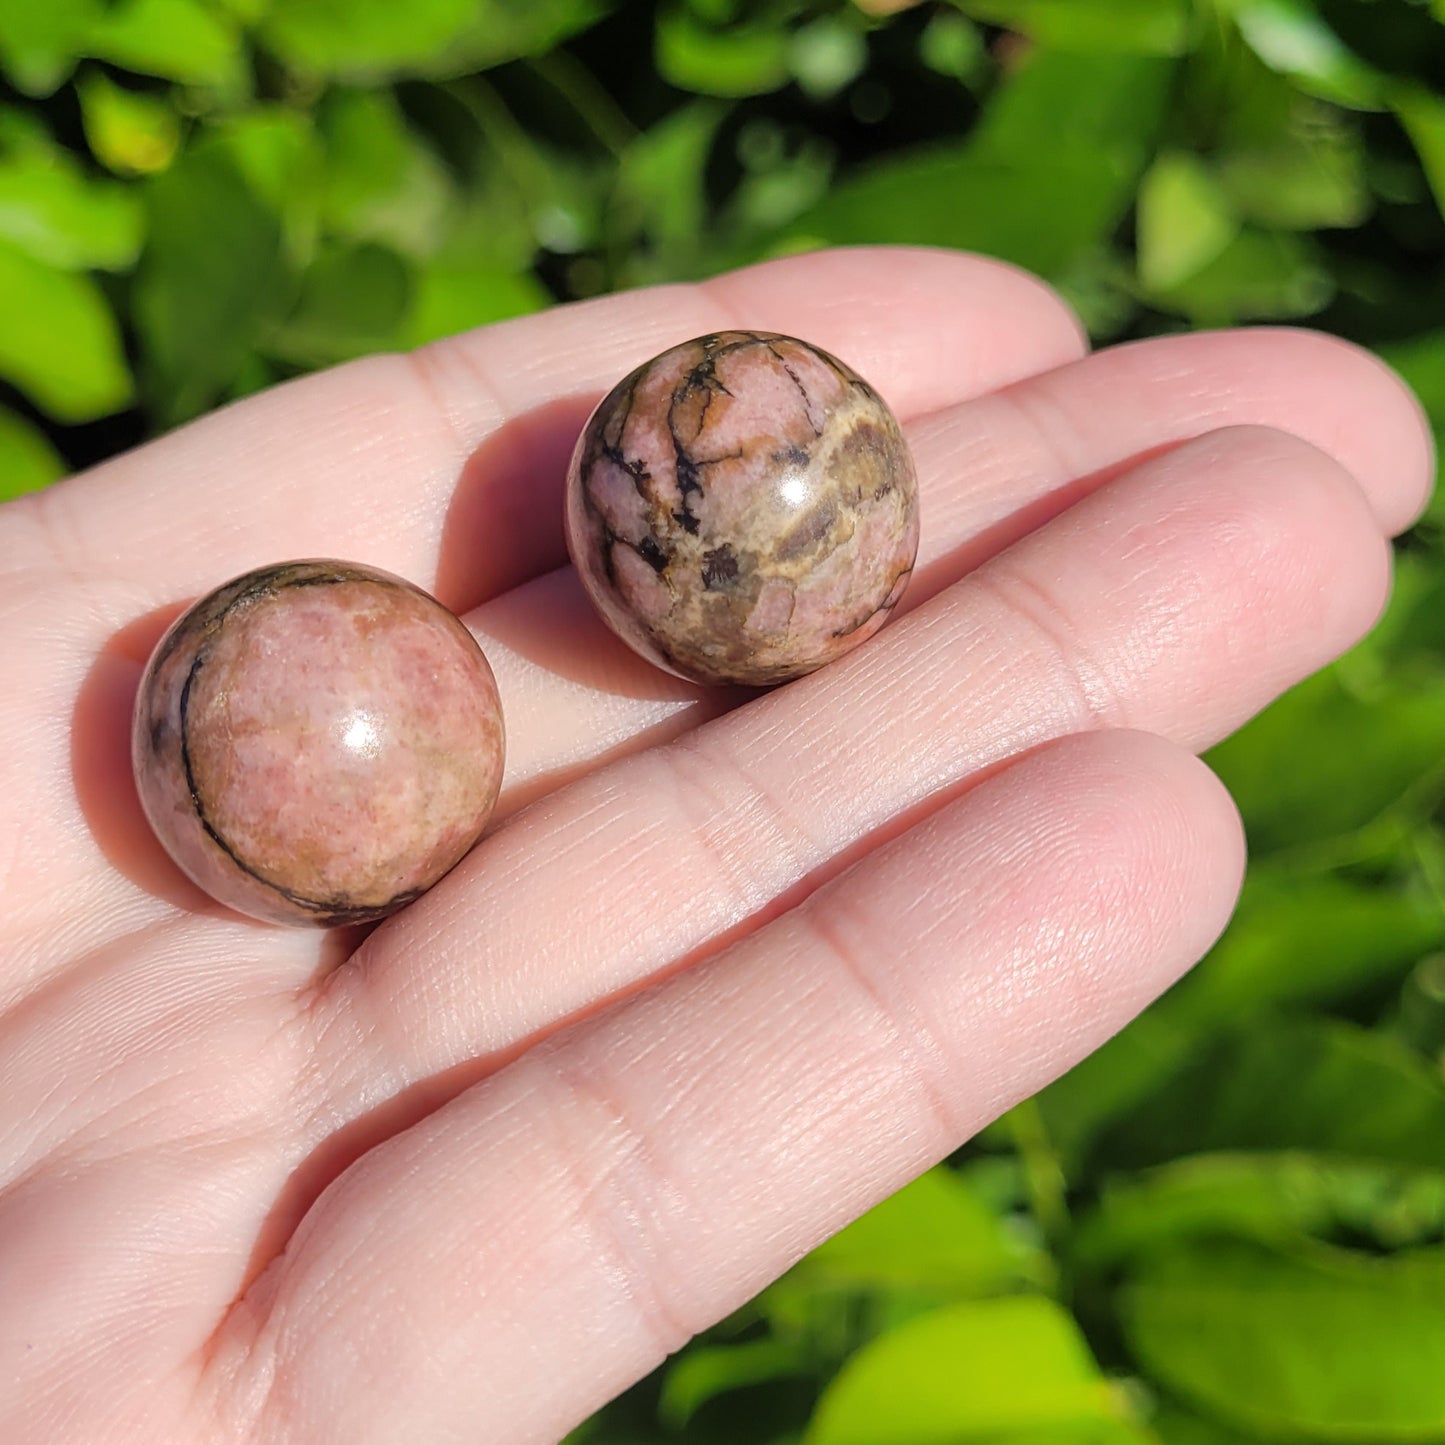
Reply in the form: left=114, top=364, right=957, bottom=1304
left=132, top=560, right=505, bottom=926
left=564, top=331, right=919, bottom=687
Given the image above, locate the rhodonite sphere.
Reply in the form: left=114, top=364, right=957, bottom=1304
left=132, top=560, right=505, bottom=926
left=564, top=331, right=919, bottom=686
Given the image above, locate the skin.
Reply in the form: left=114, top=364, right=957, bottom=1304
left=0, top=246, right=1432, bottom=1445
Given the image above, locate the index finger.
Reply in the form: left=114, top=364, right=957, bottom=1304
left=28, top=247, right=1086, bottom=620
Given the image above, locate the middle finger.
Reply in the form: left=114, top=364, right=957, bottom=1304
left=461, top=326, right=1430, bottom=815
left=301, top=418, right=1391, bottom=1125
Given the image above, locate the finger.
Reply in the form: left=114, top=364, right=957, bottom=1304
left=17, top=315, right=1423, bottom=962
left=303, top=423, right=1387, bottom=1121
left=25, top=247, right=1086, bottom=618
left=212, top=730, right=1243, bottom=1445
left=10, top=249, right=1083, bottom=968
left=926, top=325, right=1434, bottom=542
left=460, top=323, right=1432, bottom=812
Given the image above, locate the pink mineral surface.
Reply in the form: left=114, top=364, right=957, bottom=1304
left=564, top=331, right=919, bottom=686
left=132, top=560, right=505, bottom=926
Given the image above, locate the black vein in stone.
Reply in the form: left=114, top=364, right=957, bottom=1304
left=762, top=339, right=823, bottom=438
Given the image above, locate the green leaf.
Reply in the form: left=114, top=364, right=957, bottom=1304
left=77, top=69, right=181, bottom=175
left=1214, top=127, right=1370, bottom=231
left=655, top=7, right=792, bottom=98
left=0, top=0, right=103, bottom=94
left=1397, top=952, right=1445, bottom=1063
left=1146, top=227, right=1332, bottom=324
left=660, top=1339, right=814, bottom=1429
left=1377, top=332, right=1445, bottom=524
left=615, top=101, right=725, bottom=261
left=0, top=239, right=132, bottom=421
left=318, top=88, right=453, bottom=257
left=205, top=109, right=324, bottom=265
left=134, top=144, right=289, bottom=423
left=789, top=17, right=868, bottom=102
left=953, top=0, right=1191, bottom=56
left=788, top=51, right=1172, bottom=278
left=1228, top=0, right=1385, bottom=110
left=266, top=241, right=411, bottom=366
left=1077, top=1154, right=1445, bottom=1268
left=0, top=144, right=145, bottom=270
left=212, top=110, right=321, bottom=235
left=262, top=0, right=478, bottom=76
left=1174, top=871, right=1445, bottom=1024
left=1150, top=1404, right=1259, bottom=1445
left=805, top=1297, right=1134, bottom=1445
left=918, top=13, right=986, bottom=84
left=969, top=48, right=1171, bottom=160
left=0, top=405, right=66, bottom=499
left=1121, top=1239, right=1445, bottom=1438
left=261, top=0, right=606, bottom=81
left=1092, top=1019, right=1445, bottom=1174
left=723, top=125, right=833, bottom=242
left=1394, top=84, right=1445, bottom=225
left=1037, top=1008, right=1199, bottom=1168
left=792, top=1167, right=1036, bottom=1295
left=86, top=0, right=246, bottom=89
left=1137, top=152, right=1240, bottom=292
left=398, top=260, right=549, bottom=348
left=1206, top=665, right=1445, bottom=854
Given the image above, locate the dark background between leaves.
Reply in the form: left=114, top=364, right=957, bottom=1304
left=4, top=0, right=1445, bottom=1440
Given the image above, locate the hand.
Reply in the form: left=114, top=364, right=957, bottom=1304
left=0, top=247, right=1431, bottom=1445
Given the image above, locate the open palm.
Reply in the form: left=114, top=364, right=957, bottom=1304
left=0, top=248, right=1432, bottom=1445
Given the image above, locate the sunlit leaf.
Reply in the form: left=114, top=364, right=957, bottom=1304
left=318, top=88, right=452, bottom=257
left=133, top=143, right=289, bottom=423
left=398, top=260, right=548, bottom=346
left=86, top=0, right=246, bottom=89
left=209, top=109, right=323, bottom=261
left=1148, top=227, right=1332, bottom=323
left=263, top=0, right=477, bottom=76
left=266, top=241, right=411, bottom=365
left=789, top=16, right=868, bottom=101
left=1397, top=952, right=1445, bottom=1063
left=1378, top=331, right=1445, bottom=524
left=806, top=1297, right=1136, bottom=1445
left=1228, top=0, right=1384, bottom=110
left=660, top=1339, right=814, bottom=1429
left=954, top=0, right=1190, bottom=56
left=1092, top=1019, right=1445, bottom=1173
left=1137, top=152, right=1240, bottom=291
left=0, top=143, right=145, bottom=269
left=1150, top=1404, right=1260, bottom=1445
left=616, top=101, right=724, bottom=253
left=918, top=12, right=985, bottom=84
left=261, top=0, right=606, bottom=81
left=1174, top=871, right=1445, bottom=1024
left=0, top=0, right=103, bottom=95
left=78, top=69, right=181, bottom=175
left=0, top=239, right=132, bottom=420
left=655, top=6, right=792, bottom=98
left=788, top=51, right=1171, bottom=277
left=0, top=405, right=66, bottom=498
left=1037, top=1008, right=1198, bottom=1167
left=1215, top=127, right=1370, bottom=230
left=1207, top=665, right=1445, bottom=853
left=1122, top=1239, right=1445, bottom=1437
left=1077, top=1153, right=1445, bottom=1267
left=792, top=1167, right=1036, bottom=1294
left=1394, top=83, right=1445, bottom=225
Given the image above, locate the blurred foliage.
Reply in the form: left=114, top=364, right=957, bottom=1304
left=5, top=0, right=1445, bottom=1441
